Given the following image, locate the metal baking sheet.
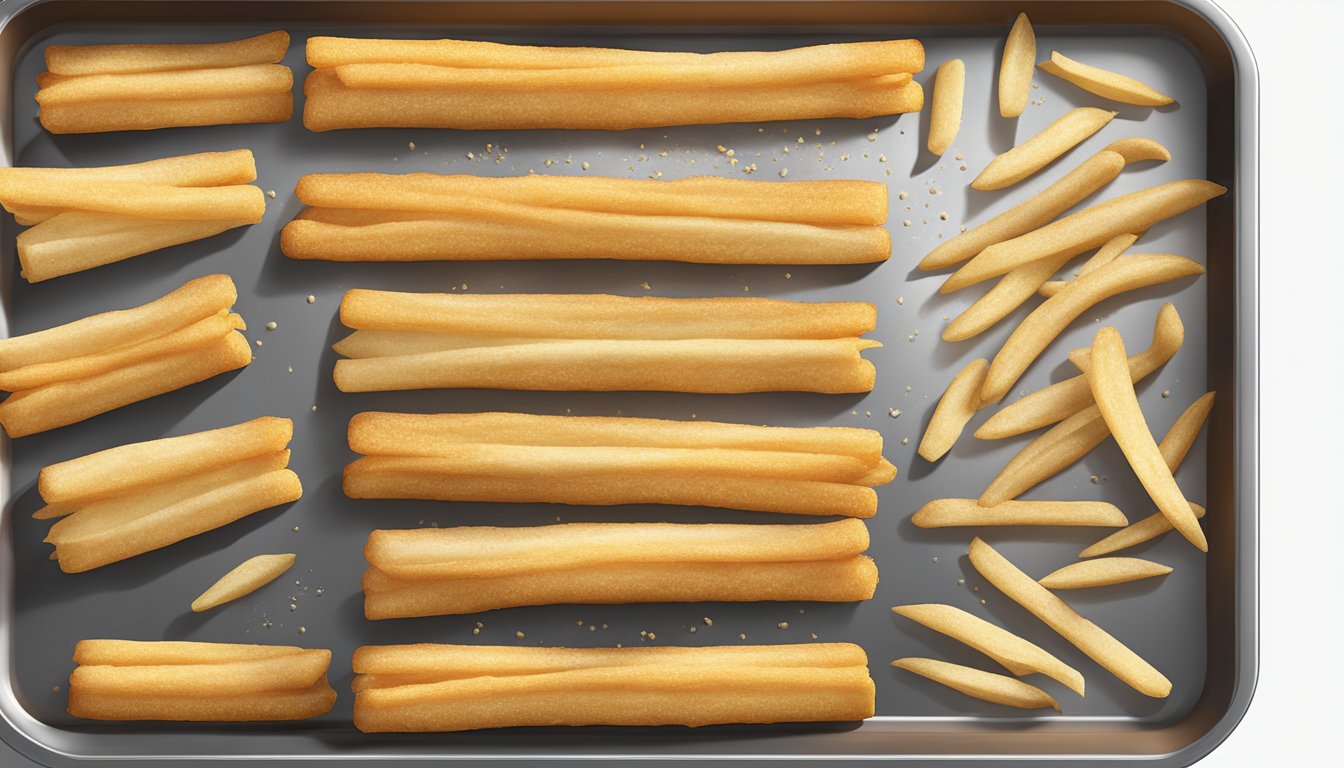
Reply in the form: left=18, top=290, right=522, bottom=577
left=0, top=1, right=1257, bottom=765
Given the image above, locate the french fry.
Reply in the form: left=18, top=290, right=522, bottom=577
left=892, top=604, right=1083, bottom=695
left=75, top=639, right=306, bottom=666
left=45, top=31, right=289, bottom=76
left=1038, top=557, right=1172, bottom=589
left=0, top=177, right=263, bottom=221
left=1088, top=327, right=1205, bottom=550
left=191, top=553, right=296, bottom=612
left=18, top=214, right=250, bottom=283
left=973, top=108, right=1117, bottom=191
left=1039, top=51, right=1174, bottom=107
left=1038, top=232, right=1140, bottom=298
left=927, top=58, right=964, bottom=156
left=1082, top=499, right=1208, bottom=557
left=976, top=302, right=1182, bottom=439
left=39, top=93, right=293, bottom=133
left=73, top=651, right=328, bottom=697
left=980, top=405, right=1110, bottom=506
left=968, top=538, right=1171, bottom=697
left=36, top=64, right=292, bottom=106
left=1103, top=137, right=1171, bottom=164
left=891, top=658, right=1059, bottom=711
left=912, top=499, right=1126, bottom=528
left=0, top=150, right=257, bottom=190
left=980, top=254, right=1205, bottom=403
left=918, top=358, right=988, bottom=460
left=998, top=12, right=1035, bottom=118
left=942, top=251, right=1076, bottom=342
left=71, top=684, right=334, bottom=722
left=944, top=180, right=1225, bottom=291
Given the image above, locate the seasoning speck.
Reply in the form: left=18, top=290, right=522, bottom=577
left=897, top=296, right=904, bottom=305
left=298, top=626, right=306, bottom=634
left=639, top=281, right=651, bottom=291
left=515, top=631, right=525, bottom=640
left=265, top=321, right=277, bottom=331
left=306, top=295, right=315, bottom=304
left=266, top=189, right=276, bottom=199
left=254, top=339, right=262, bottom=347
left=889, top=408, right=902, bottom=418
left=900, top=437, right=909, bottom=445
left=777, top=622, right=789, bottom=630
left=581, top=161, right=590, bottom=170
left=703, top=617, right=714, bottom=626
left=292, top=526, right=299, bottom=532
left=738, top=632, right=747, bottom=640
left=1162, top=390, right=1171, bottom=398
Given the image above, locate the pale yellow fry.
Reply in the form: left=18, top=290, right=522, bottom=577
left=0, top=150, right=256, bottom=193
left=1103, top=137, right=1171, bottom=164
left=1087, top=327, right=1206, bottom=551
left=0, top=178, right=263, bottom=221
left=979, top=405, right=1109, bottom=506
left=998, top=12, right=1035, bottom=118
left=18, top=213, right=249, bottom=283
left=944, top=180, right=1225, bottom=291
left=192, top=554, right=297, bottom=612
left=71, top=649, right=328, bottom=696
left=1039, top=557, right=1172, bottom=589
left=969, top=538, right=1170, bottom=697
left=942, top=249, right=1075, bottom=342
left=892, top=604, right=1083, bottom=694
left=918, top=358, right=988, bottom=461
left=39, top=417, right=290, bottom=506
left=1080, top=392, right=1215, bottom=557
left=976, top=301, right=1181, bottom=439
left=981, top=254, right=1205, bottom=404
left=70, top=680, right=335, bottom=722
left=928, top=58, right=964, bottom=156
left=892, top=658, right=1059, bottom=711
left=1039, top=51, right=1174, bottom=106
left=912, top=499, right=1126, bottom=528
left=919, top=150, right=1126, bottom=271
left=45, top=31, right=289, bottom=75
left=1038, top=232, right=1139, bottom=298
left=74, top=640, right=306, bottom=666
left=973, top=108, right=1117, bottom=191
left=36, top=64, right=292, bottom=106
left=39, top=92, right=292, bottom=133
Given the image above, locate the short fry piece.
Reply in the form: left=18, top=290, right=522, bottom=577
left=1088, top=327, right=1206, bottom=551
left=18, top=214, right=250, bottom=283
left=968, top=538, right=1170, bottom=698
left=1039, top=51, right=1174, bottom=107
left=927, top=59, right=964, bottom=156
left=191, top=554, right=296, bottom=612
left=973, top=107, right=1117, bottom=191
left=998, top=13, right=1035, bottom=118
left=912, top=499, right=1126, bottom=528
left=918, top=358, right=987, bottom=460
left=1038, top=557, right=1172, bottom=589
left=1103, top=137, right=1171, bottom=164
left=892, top=658, right=1059, bottom=711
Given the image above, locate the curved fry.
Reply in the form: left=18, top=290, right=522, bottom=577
left=972, top=107, right=1117, bottom=191
left=918, top=358, right=987, bottom=460
left=1038, top=557, right=1172, bottom=589
left=1039, top=51, right=1174, bottom=107
left=892, top=657, right=1059, bottom=711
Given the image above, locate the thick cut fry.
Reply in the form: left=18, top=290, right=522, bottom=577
left=1088, top=327, right=1206, bottom=550
left=928, top=59, right=964, bottom=155
left=945, top=180, right=1225, bottom=291
left=0, top=150, right=256, bottom=189
left=968, top=538, right=1170, bottom=697
left=37, top=64, right=292, bottom=106
left=72, top=651, right=328, bottom=697
left=892, top=604, right=1083, bottom=695
left=976, top=302, right=1182, bottom=439
left=1038, top=232, right=1140, bottom=297
left=71, top=682, right=335, bottom=722
left=998, top=13, right=1035, bottom=118
left=892, top=658, right=1059, bottom=711
left=920, top=150, right=1128, bottom=271
left=0, top=178, right=263, bottom=222
left=973, top=108, right=1117, bottom=191
left=45, top=31, right=289, bottom=76
left=39, top=93, right=293, bottom=133
left=191, top=553, right=297, bottom=612
left=912, top=499, right=1126, bottom=528
left=918, top=359, right=988, bottom=460
left=1039, top=51, right=1174, bottom=107
left=18, top=214, right=249, bottom=283
left=1039, top=558, right=1172, bottom=589
left=980, top=254, right=1205, bottom=403
left=366, top=519, right=867, bottom=581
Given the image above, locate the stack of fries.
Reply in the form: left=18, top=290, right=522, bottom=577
left=69, top=641, right=335, bottom=721
left=332, top=293, right=880, bottom=394
left=0, top=275, right=252, bottom=437
left=303, top=37, right=923, bottom=131
left=281, top=173, right=891, bottom=264
left=36, top=31, right=292, bottom=134
left=345, top=412, right=893, bottom=515
left=37, top=417, right=302, bottom=572
left=0, top=151, right=265, bottom=282
left=351, top=644, right=875, bottom=731
left=362, top=519, right=878, bottom=618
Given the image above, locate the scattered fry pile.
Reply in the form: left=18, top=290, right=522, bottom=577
left=37, top=31, right=292, bottom=134
left=303, top=37, right=924, bottom=131
left=345, top=411, right=892, bottom=515
left=0, top=151, right=265, bottom=282
left=281, top=173, right=890, bottom=264
left=0, top=275, right=252, bottom=437
left=68, top=640, right=335, bottom=721
left=332, top=293, right=880, bottom=394
left=351, top=644, right=875, bottom=731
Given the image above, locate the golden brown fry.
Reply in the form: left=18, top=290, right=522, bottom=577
left=980, top=405, right=1109, bottom=506
left=942, top=250, right=1075, bottom=342
left=1038, top=557, right=1172, bottom=589
left=892, top=604, right=1083, bottom=695
left=918, top=358, right=988, bottom=460
left=71, top=683, right=334, bottom=722
left=1038, top=232, right=1140, bottom=298
left=36, top=64, right=292, bottom=106
left=968, top=538, right=1171, bottom=697
left=973, top=108, right=1117, bottom=191
left=1087, top=327, right=1206, bottom=551
left=976, top=302, right=1182, bottom=439
left=45, top=31, right=289, bottom=76
left=74, top=639, right=306, bottom=666
left=928, top=58, right=964, bottom=156
left=1103, top=137, right=1171, bottom=164
left=18, top=214, right=249, bottom=283
left=0, top=177, right=263, bottom=221
left=191, top=553, right=296, bottom=612
left=73, top=652, right=328, bottom=697
left=0, top=150, right=257, bottom=190
left=912, top=499, right=1126, bottom=528
left=1039, top=51, right=1174, bottom=107
left=39, top=92, right=293, bottom=133
left=892, top=657, right=1059, bottom=711
left=980, top=254, right=1205, bottom=403
left=998, top=12, right=1035, bottom=118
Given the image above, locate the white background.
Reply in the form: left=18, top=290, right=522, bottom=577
left=1198, top=0, right=1344, bottom=765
